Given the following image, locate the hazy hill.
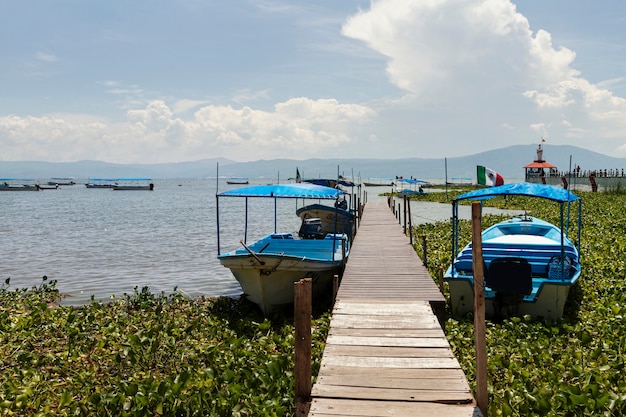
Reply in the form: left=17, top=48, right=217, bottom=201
left=0, top=144, right=622, bottom=181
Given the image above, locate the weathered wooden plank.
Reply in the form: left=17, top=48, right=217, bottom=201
left=328, top=327, right=446, bottom=338
left=315, top=374, right=470, bottom=391
left=325, top=334, right=450, bottom=348
left=316, top=366, right=468, bottom=380
left=329, top=316, right=441, bottom=330
left=322, top=344, right=454, bottom=358
left=309, top=399, right=483, bottom=417
left=320, top=355, right=461, bottom=369
left=311, top=384, right=474, bottom=403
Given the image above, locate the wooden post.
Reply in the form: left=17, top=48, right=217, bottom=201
left=471, top=202, right=488, bottom=416
left=294, top=278, right=312, bottom=416
left=408, top=199, right=413, bottom=245
left=421, top=235, right=428, bottom=268
left=403, top=195, right=407, bottom=234
left=333, top=274, right=339, bottom=305
left=397, top=203, right=401, bottom=223
left=438, top=266, right=444, bottom=293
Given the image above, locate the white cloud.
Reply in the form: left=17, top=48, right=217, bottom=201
left=0, top=98, right=375, bottom=163
left=342, top=0, right=626, bottom=155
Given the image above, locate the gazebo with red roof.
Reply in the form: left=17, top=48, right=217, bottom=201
left=524, top=143, right=558, bottom=181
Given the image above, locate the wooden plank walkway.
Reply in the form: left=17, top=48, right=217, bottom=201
left=308, top=202, right=483, bottom=417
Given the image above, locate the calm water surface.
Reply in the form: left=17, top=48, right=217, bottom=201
left=1, top=179, right=520, bottom=305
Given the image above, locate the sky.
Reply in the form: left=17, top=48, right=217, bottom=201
left=1, top=0, right=626, bottom=164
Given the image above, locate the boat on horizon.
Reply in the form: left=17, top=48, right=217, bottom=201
left=394, top=178, right=429, bottom=197
left=443, top=182, right=582, bottom=321
left=216, top=183, right=350, bottom=315
left=0, top=178, right=41, bottom=191
left=112, top=178, right=154, bottom=190
left=85, top=178, right=117, bottom=188
left=226, top=177, right=249, bottom=185
left=47, top=177, right=76, bottom=186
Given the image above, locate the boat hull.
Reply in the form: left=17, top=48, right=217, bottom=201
left=447, top=278, right=574, bottom=321
left=219, top=233, right=348, bottom=314
left=219, top=256, right=342, bottom=314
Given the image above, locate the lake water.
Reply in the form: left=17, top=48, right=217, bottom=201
left=1, top=179, right=522, bottom=305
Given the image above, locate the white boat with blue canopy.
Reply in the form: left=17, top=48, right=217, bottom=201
left=395, top=178, right=429, bottom=197
left=216, top=183, right=350, bottom=315
left=85, top=178, right=117, bottom=188
left=444, top=182, right=582, bottom=321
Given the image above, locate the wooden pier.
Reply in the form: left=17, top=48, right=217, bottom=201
left=308, top=202, right=483, bottom=417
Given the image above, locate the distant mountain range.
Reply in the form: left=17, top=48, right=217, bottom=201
left=1, top=144, right=623, bottom=182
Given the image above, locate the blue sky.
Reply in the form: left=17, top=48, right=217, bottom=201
left=1, top=0, right=625, bottom=164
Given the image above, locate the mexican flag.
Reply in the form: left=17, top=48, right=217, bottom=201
left=477, top=165, right=504, bottom=186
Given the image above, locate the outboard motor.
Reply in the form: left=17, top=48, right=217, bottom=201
left=299, top=218, right=324, bottom=239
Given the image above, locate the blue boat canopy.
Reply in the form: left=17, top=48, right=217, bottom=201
left=397, top=178, right=429, bottom=184
left=116, top=178, right=152, bottom=181
left=454, top=182, right=580, bottom=203
left=218, top=183, right=345, bottom=199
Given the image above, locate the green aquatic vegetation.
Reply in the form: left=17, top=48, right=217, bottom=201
left=0, top=281, right=330, bottom=416
left=414, top=191, right=626, bottom=415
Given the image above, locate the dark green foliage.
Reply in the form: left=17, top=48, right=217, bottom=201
left=414, top=191, right=626, bottom=416
left=0, top=279, right=330, bottom=416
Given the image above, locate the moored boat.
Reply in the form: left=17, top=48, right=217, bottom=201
left=48, top=177, right=76, bottom=186
left=443, top=182, right=582, bottom=321
left=216, top=183, right=350, bottom=315
left=112, top=178, right=154, bottom=190
left=295, top=202, right=355, bottom=240
left=226, top=177, right=249, bottom=185
left=394, top=178, right=429, bottom=197
left=0, top=178, right=41, bottom=191
left=85, top=178, right=118, bottom=188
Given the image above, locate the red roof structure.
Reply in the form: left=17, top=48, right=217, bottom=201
left=523, top=161, right=557, bottom=169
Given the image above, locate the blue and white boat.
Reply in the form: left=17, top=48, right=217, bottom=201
left=85, top=178, right=118, bottom=188
left=394, top=178, right=429, bottom=197
left=216, top=183, right=350, bottom=315
left=444, top=182, right=582, bottom=320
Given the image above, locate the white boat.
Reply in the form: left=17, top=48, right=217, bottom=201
left=47, top=177, right=76, bottom=186
left=85, top=178, right=117, bottom=188
left=112, top=178, right=154, bottom=190
left=394, top=178, right=429, bottom=197
left=226, top=177, right=249, bottom=185
left=217, top=183, right=350, bottom=315
left=363, top=177, right=394, bottom=187
left=0, top=178, right=41, bottom=191
left=443, top=182, right=582, bottom=321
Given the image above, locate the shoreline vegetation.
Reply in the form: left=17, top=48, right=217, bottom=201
left=3, top=186, right=626, bottom=415
left=0, top=278, right=331, bottom=416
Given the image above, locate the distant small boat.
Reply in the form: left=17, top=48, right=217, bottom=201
left=363, top=177, right=394, bottom=187
left=226, top=177, right=249, bottom=185
left=112, top=178, right=154, bottom=191
left=394, top=178, right=429, bottom=197
left=47, top=177, right=75, bottom=186
left=0, top=178, right=41, bottom=191
left=85, top=178, right=117, bottom=188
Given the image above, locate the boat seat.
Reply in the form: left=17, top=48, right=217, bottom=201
left=485, top=257, right=532, bottom=296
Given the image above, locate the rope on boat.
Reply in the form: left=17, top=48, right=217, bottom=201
left=240, top=240, right=265, bottom=266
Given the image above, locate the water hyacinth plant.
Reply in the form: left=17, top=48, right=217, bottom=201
left=413, top=190, right=626, bottom=416
left=0, top=281, right=331, bottom=416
